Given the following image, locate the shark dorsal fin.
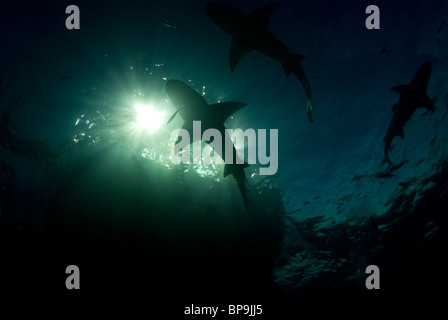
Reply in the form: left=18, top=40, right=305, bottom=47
left=392, top=63, right=432, bottom=94
left=249, top=3, right=280, bottom=27
left=391, top=85, right=410, bottom=94
left=166, top=80, right=208, bottom=110
left=229, top=39, right=252, bottom=72
left=209, top=102, right=247, bottom=122
left=410, top=61, right=432, bottom=92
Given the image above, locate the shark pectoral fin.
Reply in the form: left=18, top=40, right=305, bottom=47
left=391, top=85, right=410, bottom=94
left=296, top=54, right=305, bottom=61
left=283, top=55, right=304, bottom=78
left=223, top=162, right=249, bottom=178
left=307, top=99, right=314, bottom=123
left=223, top=164, right=232, bottom=178
left=166, top=106, right=183, bottom=124
left=283, top=64, right=291, bottom=77
left=250, top=3, right=280, bottom=27
left=229, top=39, right=252, bottom=72
left=423, top=94, right=436, bottom=113
left=224, top=162, right=250, bottom=211
left=209, top=102, right=247, bottom=122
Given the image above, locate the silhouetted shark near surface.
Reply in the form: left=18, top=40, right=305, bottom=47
left=205, top=2, right=314, bottom=123
left=382, top=61, right=435, bottom=165
left=165, top=79, right=250, bottom=211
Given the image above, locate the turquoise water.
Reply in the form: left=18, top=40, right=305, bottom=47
left=1, top=0, right=448, bottom=311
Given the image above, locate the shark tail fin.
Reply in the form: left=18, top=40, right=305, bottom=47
left=307, top=99, right=314, bottom=123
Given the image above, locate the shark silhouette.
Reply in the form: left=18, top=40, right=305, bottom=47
left=382, top=61, right=435, bottom=165
left=205, top=2, right=314, bottom=123
left=165, top=79, right=250, bottom=211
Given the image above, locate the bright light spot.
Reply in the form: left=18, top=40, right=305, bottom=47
left=135, top=104, right=164, bottom=132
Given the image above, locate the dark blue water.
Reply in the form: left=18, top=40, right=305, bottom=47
left=1, top=0, right=447, bottom=312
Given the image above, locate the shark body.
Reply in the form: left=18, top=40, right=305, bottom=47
left=205, top=2, right=314, bottom=123
left=382, top=61, right=435, bottom=165
left=166, top=80, right=250, bottom=210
